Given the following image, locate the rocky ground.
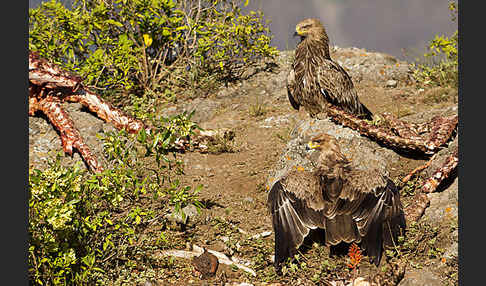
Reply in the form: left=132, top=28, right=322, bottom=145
left=29, top=46, right=458, bottom=285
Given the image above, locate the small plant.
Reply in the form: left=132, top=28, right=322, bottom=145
left=347, top=243, right=362, bottom=270
left=413, top=1, right=458, bottom=88
left=400, top=177, right=421, bottom=197
left=206, top=130, right=237, bottom=154
left=274, top=126, right=293, bottom=143
left=166, top=180, right=204, bottom=222
left=248, top=96, right=267, bottom=117
left=281, top=259, right=299, bottom=276
left=422, top=87, right=458, bottom=104
left=392, top=220, right=446, bottom=271
left=211, top=216, right=240, bottom=236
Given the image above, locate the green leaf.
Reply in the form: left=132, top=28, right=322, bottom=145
left=175, top=25, right=188, bottom=31
left=162, top=28, right=171, bottom=37
left=106, top=19, right=123, bottom=27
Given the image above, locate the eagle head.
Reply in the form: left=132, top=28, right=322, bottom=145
left=307, top=133, right=348, bottom=164
left=294, top=18, right=328, bottom=41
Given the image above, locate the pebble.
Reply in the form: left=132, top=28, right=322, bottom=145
left=164, top=204, right=199, bottom=224
left=398, top=269, right=442, bottom=286
left=386, top=79, right=398, bottom=88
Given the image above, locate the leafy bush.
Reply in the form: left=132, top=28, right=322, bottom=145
left=29, top=114, right=203, bottom=285
left=413, top=1, right=458, bottom=87
left=29, top=0, right=278, bottom=97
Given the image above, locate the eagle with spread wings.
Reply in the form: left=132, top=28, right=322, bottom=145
left=267, top=133, right=405, bottom=270
left=287, top=18, right=373, bottom=120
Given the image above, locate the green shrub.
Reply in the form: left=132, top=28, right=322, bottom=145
left=29, top=114, right=203, bottom=285
left=413, top=1, right=458, bottom=87
left=29, top=0, right=278, bottom=97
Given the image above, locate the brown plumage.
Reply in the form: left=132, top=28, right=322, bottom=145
left=267, top=133, right=405, bottom=270
left=287, top=18, right=373, bottom=119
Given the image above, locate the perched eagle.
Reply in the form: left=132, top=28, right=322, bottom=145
left=267, top=133, right=405, bottom=270
left=287, top=18, right=373, bottom=120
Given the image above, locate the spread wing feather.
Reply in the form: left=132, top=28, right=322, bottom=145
left=317, top=170, right=404, bottom=265
left=343, top=177, right=405, bottom=265
left=268, top=180, right=325, bottom=267
left=268, top=157, right=405, bottom=268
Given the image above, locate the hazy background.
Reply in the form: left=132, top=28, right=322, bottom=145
left=29, top=0, right=457, bottom=62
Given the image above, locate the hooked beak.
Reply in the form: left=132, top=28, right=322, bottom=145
left=306, top=141, right=320, bottom=151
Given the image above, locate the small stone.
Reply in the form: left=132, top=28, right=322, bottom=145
left=164, top=204, right=199, bottom=224
left=192, top=250, right=219, bottom=279
left=386, top=80, right=398, bottom=88
left=398, top=269, right=442, bottom=286
left=443, top=241, right=458, bottom=260
left=351, top=277, right=371, bottom=286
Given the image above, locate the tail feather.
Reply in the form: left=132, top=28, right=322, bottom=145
left=324, top=215, right=360, bottom=245
left=361, top=217, right=383, bottom=266
left=363, top=180, right=406, bottom=266
left=382, top=183, right=406, bottom=250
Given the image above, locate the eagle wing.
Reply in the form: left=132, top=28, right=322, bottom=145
left=268, top=166, right=405, bottom=267
left=316, top=59, right=373, bottom=119
left=286, top=67, right=301, bottom=110
left=322, top=169, right=405, bottom=265
left=267, top=171, right=325, bottom=268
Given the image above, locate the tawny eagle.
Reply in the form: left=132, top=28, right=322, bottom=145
left=287, top=18, right=373, bottom=120
left=267, top=133, right=405, bottom=270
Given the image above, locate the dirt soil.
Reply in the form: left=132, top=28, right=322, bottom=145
left=29, top=47, right=458, bottom=285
